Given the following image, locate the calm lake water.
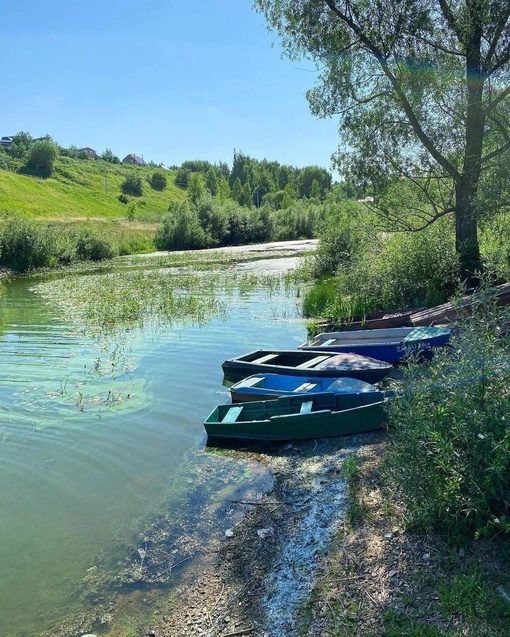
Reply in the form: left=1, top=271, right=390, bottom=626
left=0, top=250, right=309, bottom=637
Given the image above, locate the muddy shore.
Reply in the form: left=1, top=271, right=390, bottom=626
left=145, top=434, right=381, bottom=637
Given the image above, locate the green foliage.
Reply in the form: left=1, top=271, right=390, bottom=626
left=5, top=131, right=32, bottom=159
left=118, top=194, right=129, bottom=204
left=216, top=177, right=231, bottom=202
left=305, top=220, right=460, bottom=321
left=382, top=609, right=447, bottom=636
left=274, top=198, right=324, bottom=240
left=75, top=229, right=117, bottom=261
left=120, top=173, right=144, bottom=197
left=0, top=218, right=57, bottom=270
left=126, top=202, right=137, bottom=221
left=311, top=199, right=369, bottom=277
left=0, top=219, right=117, bottom=271
left=385, top=290, right=510, bottom=541
left=187, top=173, right=206, bottom=204
left=205, top=167, right=219, bottom=195
left=24, top=140, right=59, bottom=178
left=101, top=148, right=120, bottom=163
left=302, top=278, right=371, bottom=319
left=195, top=196, right=229, bottom=246
left=347, top=221, right=460, bottom=310
left=231, top=177, right=243, bottom=204
left=175, top=167, right=190, bottom=188
left=148, top=170, right=167, bottom=191
left=154, top=201, right=208, bottom=250
left=479, top=212, right=510, bottom=283
left=59, top=145, right=79, bottom=159
left=253, top=0, right=510, bottom=275
left=437, top=564, right=510, bottom=626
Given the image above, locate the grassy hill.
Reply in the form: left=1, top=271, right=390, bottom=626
left=0, top=157, right=186, bottom=221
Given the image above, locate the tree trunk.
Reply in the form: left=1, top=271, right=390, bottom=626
left=455, top=180, right=481, bottom=281
left=455, top=18, right=485, bottom=282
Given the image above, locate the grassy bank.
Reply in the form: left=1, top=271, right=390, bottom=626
left=0, top=158, right=185, bottom=220
left=306, top=439, right=510, bottom=637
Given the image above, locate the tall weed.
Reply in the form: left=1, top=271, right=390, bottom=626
left=304, top=220, right=460, bottom=320
left=385, top=287, right=510, bottom=541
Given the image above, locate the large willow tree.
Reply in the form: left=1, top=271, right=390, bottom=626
left=254, top=0, right=510, bottom=277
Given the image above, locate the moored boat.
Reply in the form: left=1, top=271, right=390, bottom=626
left=299, top=326, right=452, bottom=364
left=221, top=349, right=393, bottom=384
left=204, top=391, right=388, bottom=443
left=229, top=373, right=380, bottom=403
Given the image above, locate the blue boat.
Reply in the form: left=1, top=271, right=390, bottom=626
left=298, top=326, right=452, bottom=364
left=229, top=373, right=380, bottom=403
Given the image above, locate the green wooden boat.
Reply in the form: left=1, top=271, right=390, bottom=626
left=204, top=391, right=388, bottom=443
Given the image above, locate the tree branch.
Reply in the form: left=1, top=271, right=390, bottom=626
left=324, top=0, right=460, bottom=181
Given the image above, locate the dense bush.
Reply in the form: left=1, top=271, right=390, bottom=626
left=310, top=200, right=369, bottom=277
left=154, top=202, right=208, bottom=251
left=385, top=291, right=510, bottom=541
left=0, top=219, right=58, bottom=270
left=24, top=140, right=59, bottom=178
left=479, top=213, right=510, bottom=283
left=120, top=173, right=143, bottom=197
left=274, top=199, right=324, bottom=240
left=148, top=170, right=167, bottom=191
left=75, top=230, right=117, bottom=261
left=304, top=219, right=460, bottom=320
left=0, top=219, right=117, bottom=272
left=347, top=221, right=460, bottom=309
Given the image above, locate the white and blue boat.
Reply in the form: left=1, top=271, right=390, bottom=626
left=229, top=373, right=381, bottom=403
left=299, top=326, right=452, bottom=364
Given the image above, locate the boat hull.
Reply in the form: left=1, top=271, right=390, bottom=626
left=229, top=374, right=379, bottom=403
left=222, top=349, right=393, bottom=384
left=299, top=326, right=452, bottom=364
left=204, top=392, right=388, bottom=442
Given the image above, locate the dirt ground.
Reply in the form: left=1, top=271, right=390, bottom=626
left=146, top=434, right=383, bottom=637
left=144, top=433, right=509, bottom=637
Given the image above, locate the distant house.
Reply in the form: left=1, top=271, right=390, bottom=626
left=122, top=153, right=146, bottom=166
left=0, top=136, right=13, bottom=147
left=78, top=147, right=98, bottom=159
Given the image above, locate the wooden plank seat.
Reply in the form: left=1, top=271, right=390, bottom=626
left=296, top=355, right=331, bottom=369
left=222, top=405, right=243, bottom=423
left=293, top=382, right=318, bottom=392
left=252, top=353, right=279, bottom=364
left=240, top=376, right=263, bottom=387
left=300, top=400, right=314, bottom=413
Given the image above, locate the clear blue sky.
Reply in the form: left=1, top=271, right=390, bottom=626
left=1, top=0, right=339, bottom=172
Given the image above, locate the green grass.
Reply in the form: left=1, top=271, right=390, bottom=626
left=0, top=157, right=186, bottom=219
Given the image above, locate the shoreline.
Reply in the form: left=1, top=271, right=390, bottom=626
left=148, top=434, right=383, bottom=637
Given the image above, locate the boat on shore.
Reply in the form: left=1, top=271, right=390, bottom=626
left=222, top=349, right=393, bottom=384
left=229, top=373, right=381, bottom=403
left=299, top=326, right=452, bottom=364
left=204, top=391, right=388, bottom=443
left=312, top=308, right=418, bottom=332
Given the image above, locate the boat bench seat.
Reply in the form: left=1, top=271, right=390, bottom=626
left=240, top=376, right=263, bottom=388
left=294, top=382, right=317, bottom=392
left=252, top=353, right=279, bottom=364
left=222, top=405, right=243, bottom=423
left=321, top=338, right=337, bottom=347
left=300, top=400, right=314, bottom=413
left=296, top=355, right=331, bottom=369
